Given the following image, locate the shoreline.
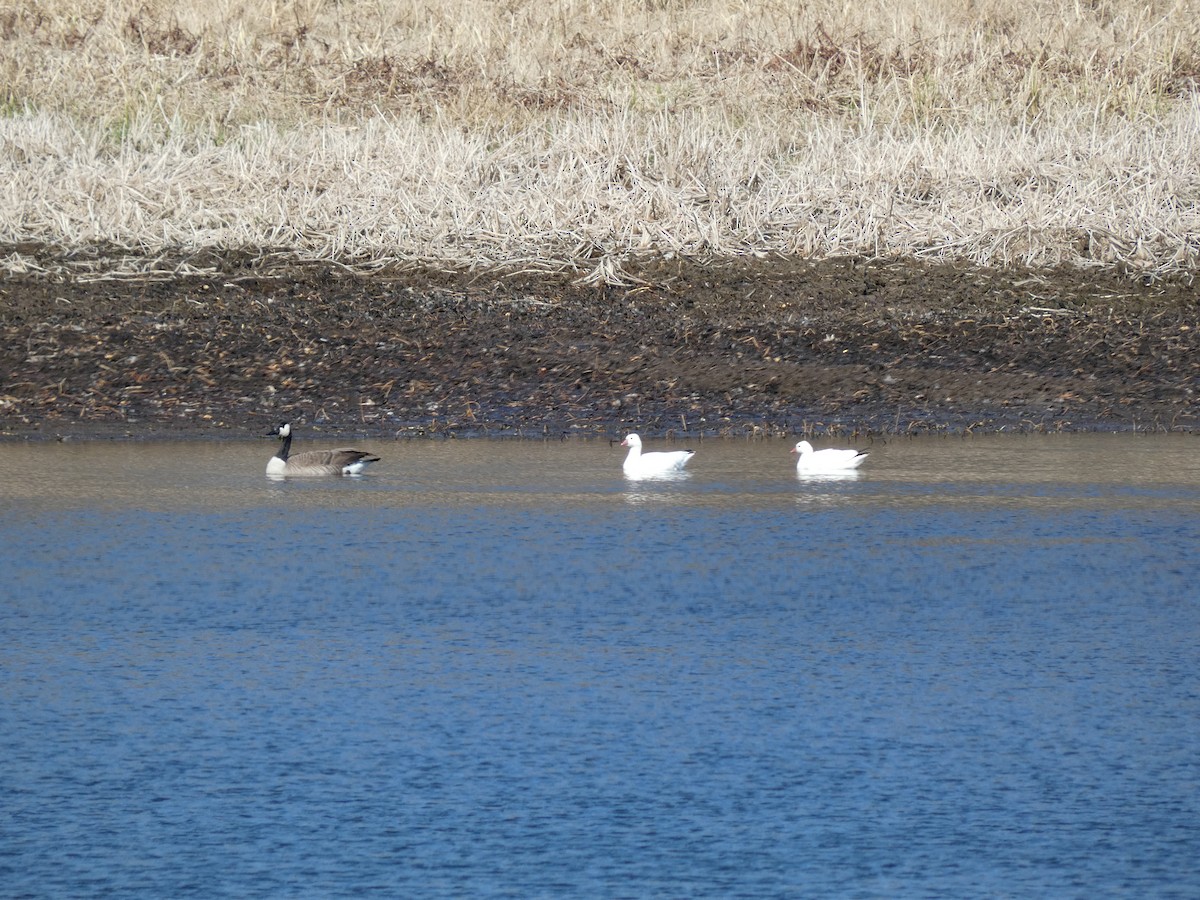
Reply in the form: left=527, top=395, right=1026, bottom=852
left=2, top=255, right=1196, bottom=441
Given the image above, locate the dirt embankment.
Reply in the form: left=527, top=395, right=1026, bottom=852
left=1, top=255, right=1196, bottom=440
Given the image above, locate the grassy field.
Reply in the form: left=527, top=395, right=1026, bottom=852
left=1, top=0, right=1198, bottom=281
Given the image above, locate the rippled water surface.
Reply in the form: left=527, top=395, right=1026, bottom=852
left=2, top=434, right=1199, bottom=898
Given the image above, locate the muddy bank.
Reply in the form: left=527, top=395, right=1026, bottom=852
left=1, top=255, right=1196, bottom=440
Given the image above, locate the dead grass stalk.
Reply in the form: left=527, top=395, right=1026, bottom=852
left=1, top=0, right=1198, bottom=279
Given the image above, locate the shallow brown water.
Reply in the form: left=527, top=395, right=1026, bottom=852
left=2, top=432, right=1197, bottom=510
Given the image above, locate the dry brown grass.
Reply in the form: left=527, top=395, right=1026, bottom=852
left=1, top=0, right=1198, bottom=280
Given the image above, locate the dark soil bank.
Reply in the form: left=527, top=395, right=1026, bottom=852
left=1, top=255, right=1197, bottom=440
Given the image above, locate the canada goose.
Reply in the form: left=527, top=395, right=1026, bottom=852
left=619, top=433, right=695, bottom=477
left=266, top=422, right=380, bottom=476
left=791, top=440, right=868, bottom=472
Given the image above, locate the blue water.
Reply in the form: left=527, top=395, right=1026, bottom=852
left=1, top=436, right=1199, bottom=897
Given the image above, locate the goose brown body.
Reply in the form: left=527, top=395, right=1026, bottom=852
left=267, top=423, right=380, bottom=476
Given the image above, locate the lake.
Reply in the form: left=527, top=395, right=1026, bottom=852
left=2, top=433, right=1198, bottom=898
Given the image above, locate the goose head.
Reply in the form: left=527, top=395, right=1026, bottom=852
left=791, top=440, right=814, bottom=455
left=268, top=422, right=293, bottom=439
left=620, top=434, right=642, bottom=449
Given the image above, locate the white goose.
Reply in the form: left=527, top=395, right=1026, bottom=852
left=620, top=433, right=695, bottom=477
left=266, top=422, right=380, bottom=476
left=791, top=440, right=868, bottom=473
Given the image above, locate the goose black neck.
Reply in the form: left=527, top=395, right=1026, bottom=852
left=277, top=431, right=292, bottom=461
